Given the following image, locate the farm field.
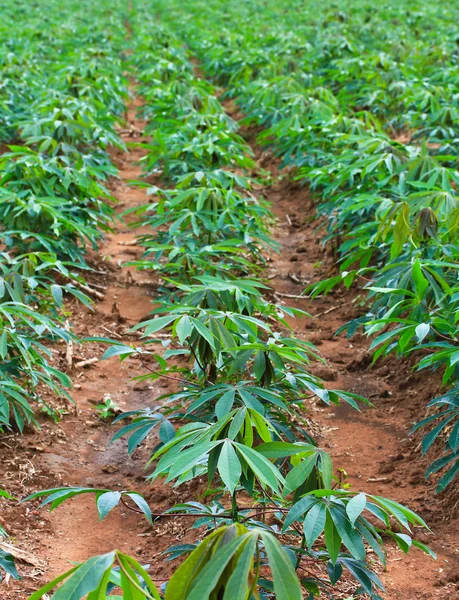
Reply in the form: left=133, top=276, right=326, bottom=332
left=0, top=0, right=458, bottom=598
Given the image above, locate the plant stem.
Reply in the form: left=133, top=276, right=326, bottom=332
left=231, top=491, right=239, bottom=522
left=295, top=534, right=306, bottom=570
left=139, top=357, right=200, bottom=387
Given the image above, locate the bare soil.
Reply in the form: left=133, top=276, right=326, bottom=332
left=1, top=97, right=458, bottom=600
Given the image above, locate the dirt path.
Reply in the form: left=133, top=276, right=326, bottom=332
left=29, top=98, right=157, bottom=576
left=2, top=93, right=458, bottom=600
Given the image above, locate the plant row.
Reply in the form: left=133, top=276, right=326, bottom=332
left=27, top=13, right=435, bottom=600
left=0, top=0, right=129, bottom=429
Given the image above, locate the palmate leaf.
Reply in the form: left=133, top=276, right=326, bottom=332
left=284, top=489, right=432, bottom=567
left=24, top=488, right=153, bottom=525
left=412, top=387, right=459, bottom=490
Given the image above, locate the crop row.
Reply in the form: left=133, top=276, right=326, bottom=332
left=0, top=0, right=128, bottom=429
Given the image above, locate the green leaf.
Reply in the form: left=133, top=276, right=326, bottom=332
left=437, top=459, right=459, bottom=492
left=0, top=331, right=7, bottom=359
left=176, top=315, right=193, bottom=344
left=52, top=552, right=115, bottom=600
left=223, top=534, right=257, bottom=600
left=125, top=493, right=153, bottom=525
left=217, top=440, right=242, bottom=495
left=102, top=345, right=136, bottom=360
left=97, top=491, right=121, bottom=521
left=117, top=553, right=160, bottom=599
left=234, top=442, right=284, bottom=491
left=27, top=566, right=80, bottom=600
left=51, top=284, right=63, bottom=307
left=324, top=510, right=341, bottom=564
left=392, top=533, right=412, bottom=554
left=327, top=560, right=342, bottom=585
left=391, top=202, right=410, bottom=258
left=141, top=316, right=176, bottom=336
left=190, top=317, right=216, bottom=348
left=261, top=532, right=302, bottom=600
left=227, top=408, right=246, bottom=439
left=415, top=323, right=430, bottom=343
left=256, top=442, right=315, bottom=459
left=0, top=549, right=20, bottom=580
left=166, top=441, right=221, bottom=482
left=215, top=390, right=235, bottom=419
left=165, top=529, right=223, bottom=599
left=159, top=420, right=175, bottom=444
left=319, top=451, right=333, bottom=489
left=186, top=536, right=246, bottom=600
left=330, top=508, right=366, bottom=561
left=283, top=454, right=317, bottom=497
left=422, top=415, right=456, bottom=454
left=283, top=496, right=318, bottom=532
left=346, top=493, right=367, bottom=525
left=412, top=540, right=437, bottom=559
left=304, top=502, right=326, bottom=549
left=412, top=260, right=429, bottom=299
left=253, top=350, right=266, bottom=380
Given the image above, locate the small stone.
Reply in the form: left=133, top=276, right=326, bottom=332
left=102, top=464, right=119, bottom=474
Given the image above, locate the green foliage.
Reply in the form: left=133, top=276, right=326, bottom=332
left=0, top=490, right=20, bottom=581
left=0, top=0, right=444, bottom=597
left=95, top=396, right=121, bottom=420
left=152, top=0, right=459, bottom=490
left=412, top=387, right=459, bottom=492
left=28, top=550, right=160, bottom=600
left=0, top=0, right=128, bottom=428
